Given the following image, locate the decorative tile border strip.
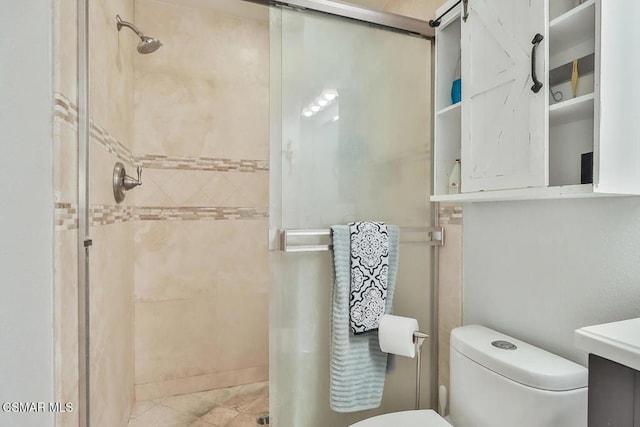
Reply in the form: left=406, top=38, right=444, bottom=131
left=55, top=203, right=78, bottom=231
left=439, top=204, right=463, bottom=225
left=53, top=92, right=269, bottom=172
left=53, top=93, right=78, bottom=130
left=89, top=204, right=135, bottom=227
left=89, top=121, right=137, bottom=166
left=136, top=155, right=269, bottom=173
left=55, top=202, right=268, bottom=230
left=135, top=206, right=269, bottom=221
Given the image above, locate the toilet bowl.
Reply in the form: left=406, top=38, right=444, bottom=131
left=350, top=325, right=588, bottom=427
left=351, top=410, right=451, bottom=427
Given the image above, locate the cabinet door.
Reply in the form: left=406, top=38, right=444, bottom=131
left=461, top=0, right=548, bottom=192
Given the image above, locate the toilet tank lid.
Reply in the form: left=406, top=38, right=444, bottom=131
left=450, top=325, right=587, bottom=391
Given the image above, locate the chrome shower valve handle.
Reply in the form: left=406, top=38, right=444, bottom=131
left=123, top=166, right=142, bottom=190
left=113, top=162, right=142, bottom=203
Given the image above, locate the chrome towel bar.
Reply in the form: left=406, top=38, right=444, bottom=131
left=278, top=226, right=444, bottom=252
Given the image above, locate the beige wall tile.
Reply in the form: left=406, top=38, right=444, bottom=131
left=89, top=222, right=135, bottom=427
left=439, top=223, right=463, bottom=333
left=131, top=0, right=271, bottom=398
left=135, top=297, right=221, bottom=385
left=438, top=327, right=451, bottom=398
left=54, top=0, right=78, bottom=100
left=133, top=170, right=269, bottom=208
left=222, top=172, right=269, bottom=208
left=345, top=0, right=446, bottom=21
left=134, top=221, right=219, bottom=302
left=438, top=218, right=463, bottom=393
left=130, top=168, right=176, bottom=207
left=89, top=0, right=134, bottom=149
left=383, top=0, right=445, bottom=22
left=134, top=0, right=269, bottom=160
left=135, top=366, right=268, bottom=401
left=216, top=289, right=269, bottom=372
left=53, top=230, right=79, bottom=427
left=53, top=123, right=78, bottom=205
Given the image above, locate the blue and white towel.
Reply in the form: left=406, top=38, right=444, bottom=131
left=329, top=224, right=399, bottom=413
left=349, top=222, right=389, bottom=334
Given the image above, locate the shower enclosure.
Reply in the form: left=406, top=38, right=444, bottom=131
left=269, top=6, right=435, bottom=427
left=67, top=0, right=435, bottom=425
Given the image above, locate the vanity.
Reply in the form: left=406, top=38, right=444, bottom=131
left=575, top=318, right=640, bottom=426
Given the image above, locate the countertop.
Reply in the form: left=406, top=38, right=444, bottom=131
left=575, top=317, right=640, bottom=371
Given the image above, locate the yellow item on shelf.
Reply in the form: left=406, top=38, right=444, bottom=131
left=571, top=60, right=579, bottom=98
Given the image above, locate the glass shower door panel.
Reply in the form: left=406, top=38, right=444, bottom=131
left=270, top=8, right=432, bottom=427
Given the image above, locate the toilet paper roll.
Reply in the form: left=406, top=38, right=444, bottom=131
left=378, top=314, right=419, bottom=358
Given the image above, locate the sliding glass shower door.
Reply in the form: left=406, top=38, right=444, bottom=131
left=269, top=6, right=433, bottom=427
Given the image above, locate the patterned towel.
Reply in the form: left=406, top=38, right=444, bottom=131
left=329, top=225, right=399, bottom=412
left=349, top=222, right=389, bottom=334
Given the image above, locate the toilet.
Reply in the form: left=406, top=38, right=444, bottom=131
left=352, top=325, right=588, bottom=427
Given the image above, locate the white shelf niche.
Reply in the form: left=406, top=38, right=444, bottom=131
left=549, top=0, right=596, bottom=69
left=435, top=14, right=461, bottom=112
left=550, top=93, right=594, bottom=127
left=434, top=101, right=461, bottom=197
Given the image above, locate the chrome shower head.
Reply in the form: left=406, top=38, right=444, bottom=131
left=116, top=15, right=162, bottom=54
left=137, top=36, right=162, bottom=54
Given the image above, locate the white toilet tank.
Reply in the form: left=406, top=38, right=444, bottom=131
left=449, top=325, right=588, bottom=427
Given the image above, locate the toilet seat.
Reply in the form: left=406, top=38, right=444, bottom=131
left=350, top=410, right=452, bottom=427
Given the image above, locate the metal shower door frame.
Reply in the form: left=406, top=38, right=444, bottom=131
left=263, top=0, right=440, bottom=414
left=246, top=0, right=435, bottom=39
left=75, top=1, right=440, bottom=424
left=77, top=0, right=91, bottom=425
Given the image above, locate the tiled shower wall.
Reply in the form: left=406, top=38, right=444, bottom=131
left=53, top=0, right=458, bottom=422
left=131, top=0, right=270, bottom=400
left=53, top=0, right=137, bottom=426
left=52, top=2, right=80, bottom=425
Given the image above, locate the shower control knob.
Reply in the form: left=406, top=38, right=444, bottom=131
left=113, top=162, right=143, bottom=204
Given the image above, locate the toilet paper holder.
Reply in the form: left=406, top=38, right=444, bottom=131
left=413, top=331, right=429, bottom=410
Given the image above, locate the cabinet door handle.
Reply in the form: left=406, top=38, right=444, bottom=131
left=530, top=33, right=544, bottom=93
left=463, top=0, right=469, bottom=22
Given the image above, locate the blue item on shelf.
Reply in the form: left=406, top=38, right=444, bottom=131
left=451, top=78, right=462, bottom=104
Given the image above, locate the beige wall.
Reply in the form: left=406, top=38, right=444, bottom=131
left=437, top=204, right=462, bottom=396
left=131, top=0, right=270, bottom=400
left=88, top=0, right=137, bottom=425
left=348, top=0, right=444, bottom=21
left=53, top=0, right=79, bottom=425
left=53, top=0, right=136, bottom=425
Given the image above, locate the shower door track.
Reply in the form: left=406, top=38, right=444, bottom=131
left=244, top=0, right=435, bottom=39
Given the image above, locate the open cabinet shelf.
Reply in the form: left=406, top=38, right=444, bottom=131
left=437, top=102, right=461, bottom=118
left=549, top=0, right=596, bottom=69
left=433, top=1, right=462, bottom=197
left=430, top=184, right=623, bottom=203
left=550, top=93, right=594, bottom=126
left=432, top=0, right=640, bottom=202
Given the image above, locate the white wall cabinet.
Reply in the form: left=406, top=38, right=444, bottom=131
left=432, top=0, right=640, bottom=202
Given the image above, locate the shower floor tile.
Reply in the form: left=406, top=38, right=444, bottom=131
left=128, top=381, right=268, bottom=427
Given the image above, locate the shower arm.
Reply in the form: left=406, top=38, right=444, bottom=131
left=116, top=15, right=144, bottom=38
